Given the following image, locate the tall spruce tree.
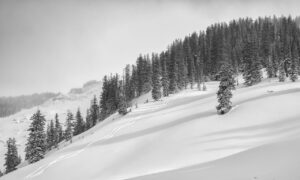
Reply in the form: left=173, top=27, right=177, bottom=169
left=152, top=55, right=162, bottom=101
left=64, top=111, right=74, bottom=142
left=4, top=138, right=21, bottom=173
left=216, top=63, right=235, bottom=114
left=25, top=110, right=46, bottom=164
left=74, top=108, right=85, bottom=136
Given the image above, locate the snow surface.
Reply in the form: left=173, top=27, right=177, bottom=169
left=1, top=77, right=300, bottom=180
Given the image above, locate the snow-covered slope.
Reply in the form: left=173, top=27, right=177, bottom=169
left=2, top=78, right=300, bottom=180
left=0, top=81, right=102, bottom=170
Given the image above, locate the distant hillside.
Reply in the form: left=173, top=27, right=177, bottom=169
left=0, top=93, right=58, bottom=117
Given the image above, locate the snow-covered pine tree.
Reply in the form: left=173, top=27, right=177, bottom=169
left=4, top=138, right=21, bottom=173
left=25, top=110, right=47, bottom=164
left=74, top=108, right=85, bottom=136
left=54, top=113, right=63, bottom=146
left=152, top=54, right=162, bottom=101
left=64, top=111, right=74, bottom=142
left=216, top=63, right=235, bottom=114
left=0, top=170, right=3, bottom=177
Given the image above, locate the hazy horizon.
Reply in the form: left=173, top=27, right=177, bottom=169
left=1, top=0, right=300, bottom=97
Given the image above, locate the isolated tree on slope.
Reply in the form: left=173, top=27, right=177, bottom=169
left=0, top=170, right=3, bottom=177
left=4, top=138, right=21, bottom=173
left=152, top=55, right=162, bottom=101
left=25, top=110, right=47, bottom=164
left=64, top=111, right=74, bottom=142
left=216, top=63, right=235, bottom=114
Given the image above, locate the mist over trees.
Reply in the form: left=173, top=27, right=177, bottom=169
left=0, top=93, right=58, bottom=118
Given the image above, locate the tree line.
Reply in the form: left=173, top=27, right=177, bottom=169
left=99, top=16, right=300, bottom=118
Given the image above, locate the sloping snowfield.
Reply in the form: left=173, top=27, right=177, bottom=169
left=1, top=78, right=300, bottom=180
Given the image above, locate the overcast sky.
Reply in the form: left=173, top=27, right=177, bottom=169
left=0, top=0, right=299, bottom=96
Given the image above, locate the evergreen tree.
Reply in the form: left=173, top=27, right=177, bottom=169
left=289, top=43, right=299, bottom=82
left=118, top=93, right=127, bottom=115
left=266, top=55, right=275, bottom=78
left=90, top=95, right=99, bottom=126
left=74, top=108, right=85, bottom=136
left=216, top=63, right=235, bottom=114
left=278, top=60, right=286, bottom=82
left=54, top=113, right=63, bottom=146
left=4, top=138, right=21, bottom=173
left=183, top=37, right=195, bottom=88
left=0, top=170, right=3, bottom=177
left=85, top=108, right=92, bottom=130
left=152, top=55, right=162, bottom=101
left=161, top=56, right=169, bottom=97
left=64, top=111, right=74, bottom=142
left=169, top=45, right=179, bottom=93
left=25, top=110, right=46, bottom=164
left=46, top=120, right=55, bottom=150
left=242, top=30, right=262, bottom=86
left=124, top=65, right=133, bottom=101
left=176, top=42, right=188, bottom=89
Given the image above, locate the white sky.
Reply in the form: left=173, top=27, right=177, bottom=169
left=0, top=0, right=299, bottom=96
